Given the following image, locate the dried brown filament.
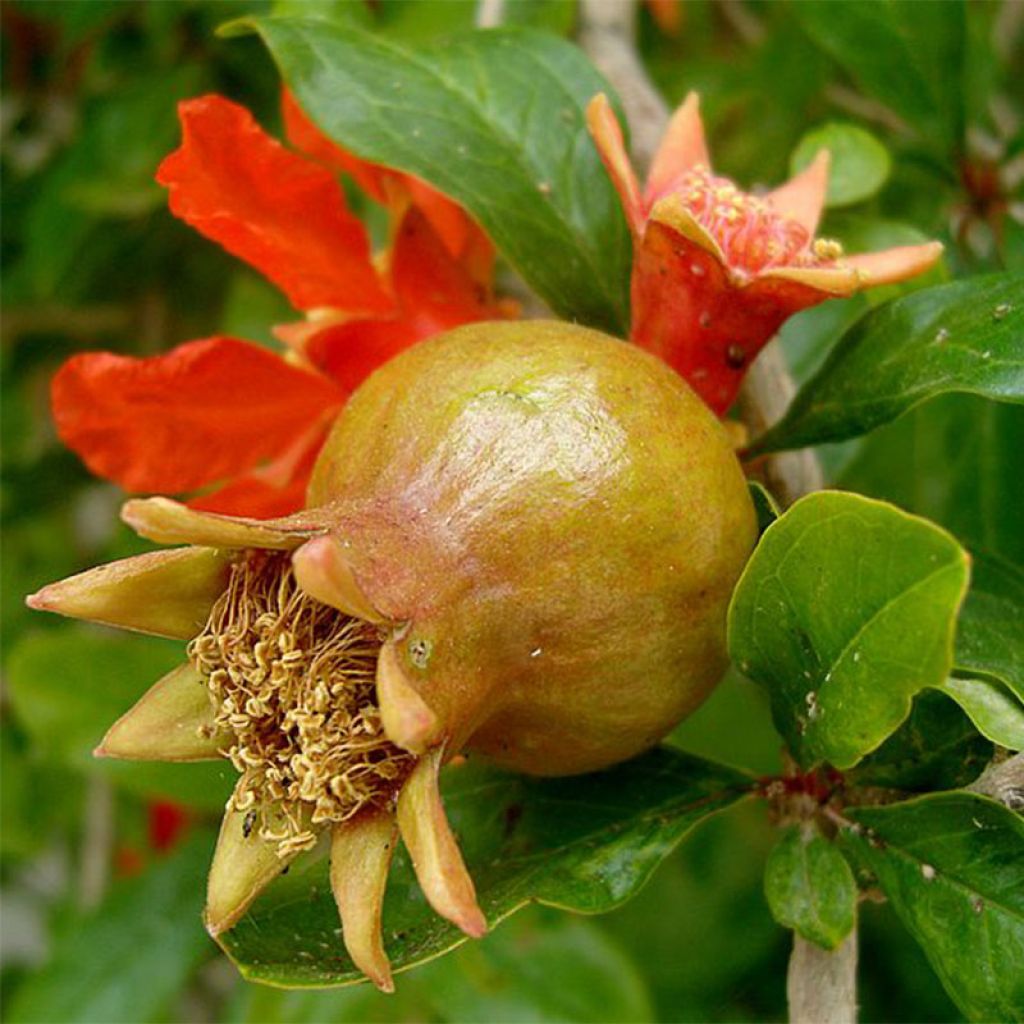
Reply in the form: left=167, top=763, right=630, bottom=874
left=188, top=550, right=414, bottom=856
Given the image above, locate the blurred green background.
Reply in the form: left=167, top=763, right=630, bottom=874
left=2, top=1, right=1020, bottom=1021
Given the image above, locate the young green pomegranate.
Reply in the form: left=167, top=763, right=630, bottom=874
left=28, top=320, right=756, bottom=990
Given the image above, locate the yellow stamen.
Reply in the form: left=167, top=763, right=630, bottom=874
left=188, top=551, right=414, bottom=857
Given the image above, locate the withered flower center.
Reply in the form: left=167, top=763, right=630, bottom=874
left=187, top=550, right=413, bottom=856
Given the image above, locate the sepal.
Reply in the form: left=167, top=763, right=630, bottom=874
left=96, top=662, right=224, bottom=762
left=26, top=547, right=231, bottom=640
left=397, top=748, right=486, bottom=939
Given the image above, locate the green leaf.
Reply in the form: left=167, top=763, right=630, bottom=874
left=242, top=18, right=631, bottom=334
left=7, top=836, right=214, bottom=1024
left=6, top=626, right=234, bottom=811
left=219, top=748, right=750, bottom=986
left=748, top=481, right=780, bottom=536
left=764, top=825, right=856, bottom=950
left=840, top=793, right=1024, bottom=1022
left=840, top=395, right=1024, bottom=567
left=795, top=0, right=966, bottom=152
left=20, top=65, right=206, bottom=300
left=935, top=677, right=1024, bottom=751
left=791, top=123, right=891, bottom=207
left=226, top=908, right=653, bottom=1023
left=418, top=908, right=655, bottom=1023
left=728, top=492, right=970, bottom=769
left=752, top=275, right=1024, bottom=453
left=956, top=550, right=1024, bottom=699
left=846, top=690, right=992, bottom=792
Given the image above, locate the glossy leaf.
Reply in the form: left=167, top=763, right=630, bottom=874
left=841, top=395, right=1024, bottom=567
left=791, top=123, right=891, bottom=207
left=795, top=0, right=966, bottom=151
left=218, top=748, right=751, bottom=985
left=226, top=908, right=653, bottom=1023
left=763, top=825, right=856, bottom=950
left=752, top=275, right=1024, bottom=453
left=420, top=908, right=655, bottom=1023
left=846, top=690, right=992, bottom=792
left=840, top=793, right=1024, bottom=1022
left=955, top=550, right=1024, bottom=700
left=936, top=676, right=1024, bottom=751
left=728, top=492, right=970, bottom=769
left=6, top=836, right=214, bottom=1024
left=5, top=626, right=234, bottom=811
left=240, top=18, right=631, bottom=333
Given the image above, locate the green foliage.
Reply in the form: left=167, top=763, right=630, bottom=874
left=935, top=676, right=1024, bottom=750
left=955, top=550, right=1024, bottom=697
left=791, top=123, right=891, bottom=207
left=747, top=481, right=780, bottom=535
left=846, top=690, right=992, bottom=792
left=219, top=749, right=750, bottom=985
left=753, top=275, right=1024, bottom=453
left=728, top=491, right=970, bottom=769
left=6, top=835, right=215, bottom=1023
left=241, top=17, right=632, bottom=333
left=794, top=0, right=967, bottom=153
left=226, top=906, right=652, bottom=1023
left=6, top=626, right=235, bottom=809
left=763, top=825, right=856, bottom=951
left=841, top=793, right=1024, bottom=1021
left=841, top=395, right=1024, bottom=567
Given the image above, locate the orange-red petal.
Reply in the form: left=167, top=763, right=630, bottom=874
left=304, top=208, right=511, bottom=393
left=186, top=415, right=331, bottom=518
left=645, top=93, right=710, bottom=205
left=52, top=337, right=342, bottom=494
left=762, top=242, right=945, bottom=294
left=158, top=95, right=391, bottom=315
left=586, top=94, right=646, bottom=236
left=646, top=0, right=683, bottom=36
left=767, top=150, right=831, bottom=241
left=282, top=89, right=492, bottom=280
left=281, top=88, right=391, bottom=205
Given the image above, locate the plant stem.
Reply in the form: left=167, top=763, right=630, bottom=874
left=968, top=750, right=1024, bottom=810
left=788, top=932, right=858, bottom=1024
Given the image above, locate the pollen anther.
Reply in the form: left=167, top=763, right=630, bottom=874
left=188, top=551, right=414, bottom=857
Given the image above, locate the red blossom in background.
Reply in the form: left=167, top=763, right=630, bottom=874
left=587, top=93, right=944, bottom=414
left=52, top=94, right=514, bottom=518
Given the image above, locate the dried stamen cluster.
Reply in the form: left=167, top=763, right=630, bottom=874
left=187, top=550, right=413, bottom=857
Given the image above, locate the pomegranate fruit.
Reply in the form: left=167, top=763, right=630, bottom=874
left=28, top=319, right=756, bottom=990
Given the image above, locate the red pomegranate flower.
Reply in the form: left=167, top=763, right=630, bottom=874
left=52, top=94, right=513, bottom=518
left=587, top=93, right=944, bottom=413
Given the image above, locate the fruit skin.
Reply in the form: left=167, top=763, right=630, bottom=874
left=309, top=320, right=757, bottom=775
left=27, top=318, right=758, bottom=987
